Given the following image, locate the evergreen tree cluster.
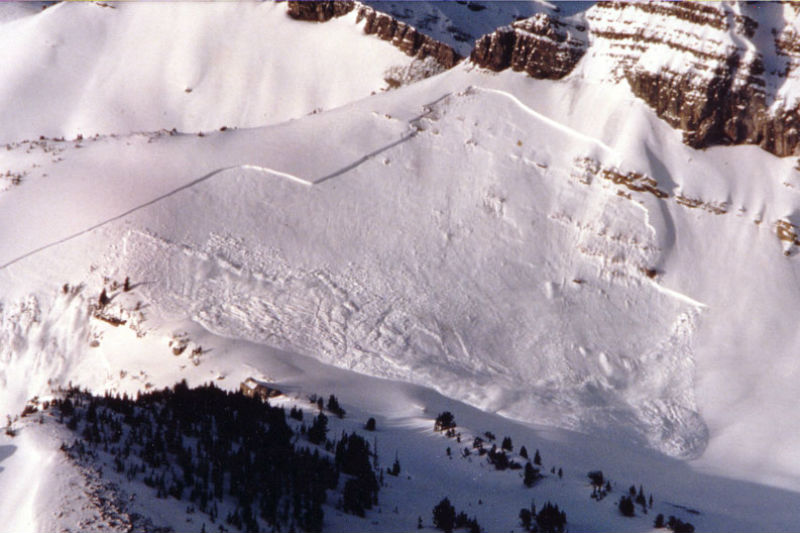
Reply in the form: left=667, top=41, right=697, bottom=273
left=654, top=514, right=695, bottom=533
left=307, top=393, right=345, bottom=419
left=439, top=414, right=560, bottom=488
left=432, top=497, right=481, bottom=533
left=619, top=484, right=654, bottom=517
left=307, top=412, right=329, bottom=446
left=523, top=462, right=542, bottom=487
left=434, top=412, right=457, bottom=438
left=629, top=484, right=653, bottom=513
left=289, top=406, right=304, bottom=421
left=587, top=470, right=612, bottom=501
left=52, top=381, right=381, bottom=533
left=518, top=501, right=567, bottom=533
left=619, top=495, right=636, bottom=517
left=486, top=444, right=513, bottom=470
left=387, top=453, right=401, bottom=477
left=334, top=432, right=379, bottom=517
left=472, top=436, right=486, bottom=456
left=326, top=395, right=346, bottom=419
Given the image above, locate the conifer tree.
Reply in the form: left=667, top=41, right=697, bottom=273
left=619, top=496, right=635, bottom=517
left=524, top=462, right=540, bottom=487
left=432, top=497, right=456, bottom=533
left=434, top=412, right=456, bottom=432
left=308, top=413, right=328, bottom=445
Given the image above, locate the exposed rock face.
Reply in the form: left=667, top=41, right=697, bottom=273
left=356, top=5, right=461, bottom=69
left=286, top=1, right=460, bottom=69
left=470, top=13, right=587, bottom=79
left=622, top=56, right=774, bottom=151
left=585, top=1, right=796, bottom=154
left=286, top=1, right=355, bottom=22
left=471, top=1, right=800, bottom=157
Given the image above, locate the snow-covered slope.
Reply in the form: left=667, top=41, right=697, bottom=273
left=0, top=68, right=707, bottom=457
left=1, top=57, right=799, bottom=480
left=0, top=1, right=415, bottom=142
left=3, top=1, right=800, bottom=531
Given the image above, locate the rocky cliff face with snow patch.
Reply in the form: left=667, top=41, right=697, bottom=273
left=586, top=1, right=800, bottom=156
left=472, top=1, right=800, bottom=157
left=470, top=13, right=587, bottom=79
left=356, top=4, right=461, bottom=69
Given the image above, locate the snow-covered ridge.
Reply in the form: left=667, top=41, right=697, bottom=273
left=0, top=79, right=712, bottom=461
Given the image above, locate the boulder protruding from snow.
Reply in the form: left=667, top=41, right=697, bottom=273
left=287, top=1, right=355, bottom=22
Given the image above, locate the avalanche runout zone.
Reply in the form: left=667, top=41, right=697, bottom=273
left=119, top=229, right=502, bottom=383
left=118, top=221, right=707, bottom=457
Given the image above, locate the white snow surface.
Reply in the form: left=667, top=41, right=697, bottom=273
left=0, top=1, right=413, bottom=143
left=2, top=1, right=800, bottom=531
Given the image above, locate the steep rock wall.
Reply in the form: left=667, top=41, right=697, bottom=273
left=356, top=5, right=461, bottom=69
left=470, top=13, right=587, bottom=80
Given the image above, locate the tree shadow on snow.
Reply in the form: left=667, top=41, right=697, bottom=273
left=0, top=444, right=16, bottom=475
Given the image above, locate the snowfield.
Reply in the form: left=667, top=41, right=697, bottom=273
left=0, top=1, right=414, bottom=143
left=2, top=1, right=800, bottom=531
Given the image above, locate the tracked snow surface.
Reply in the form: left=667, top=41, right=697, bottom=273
left=1, top=1, right=800, bottom=532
